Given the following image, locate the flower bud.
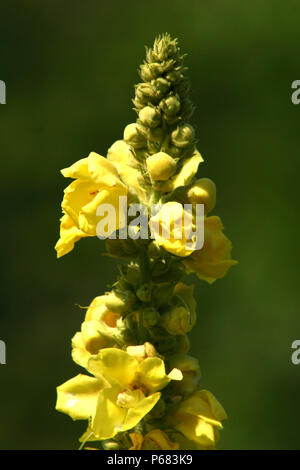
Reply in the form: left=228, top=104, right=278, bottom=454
left=135, top=83, right=154, bottom=102
left=123, top=123, right=146, bottom=149
left=187, top=178, right=216, bottom=214
left=160, top=306, right=193, bottom=335
left=136, top=283, right=151, bottom=303
left=171, top=124, right=195, bottom=148
left=152, top=77, right=170, bottom=98
left=165, top=70, right=182, bottom=84
left=160, top=95, right=181, bottom=116
left=142, top=307, right=160, bottom=326
left=139, top=64, right=154, bottom=81
left=168, top=354, right=200, bottom=374
left=150, top=259, right=168, bottom=277
left=104, top=289, right=136, bottom=314
left=146, top=152, right=176, bottom=181
left=139, top=106, right=161, bottom=128
left=122, top=263, right=141, bottom=286
left=166, top=145, right=183, bottom=158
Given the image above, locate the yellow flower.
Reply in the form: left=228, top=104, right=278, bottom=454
left=172, top=390, right=227, bottom=449
left=184, top=216, right=237, bottom=283
left=56, top=348, right=182, bottom=441
left=150, top=202, right=197, bottom=257
left=107, top=140, right=147, bottom=201
left=55, top=152, right=128, bottom=258
left=71, top=296, right=122, bottom=369
left=130, top=429, right=179, bottom=450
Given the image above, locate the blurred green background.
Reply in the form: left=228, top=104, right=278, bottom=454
left=1, top=0, right=299, bottom=449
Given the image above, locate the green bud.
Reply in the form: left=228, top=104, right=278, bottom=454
left=168, top=354, right=200, bottom=374
left=171, top=124, right=195, bottom=148
left=160, top=95, right=181, bottom=116
left=139, top=106, right=161, bottom=128
left=152, top=34, right=178, bottom=62
left=136, top=283, right=152, bottom=302
left=123, top=123, right=146, bottom=149
left=165, top=70, right=182, bottom=84
left=135, top=83, right=154, bottom=102
left=152, top=77, right=170, bottom=98
left=104, top=289, right=136, bottom=314
left=166, top=145, right=183, bottom=158
left=139, top=63, right=154, bottom=82
left=121, top=263, right=141, bottom=286
left=160, top=306, right=193, bottom=335
left=150, top=259, right=168, bottom=277
left=143, top=307, right=160, bottom=326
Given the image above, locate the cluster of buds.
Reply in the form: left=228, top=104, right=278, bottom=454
left=124, top=34, right=196, bottom=172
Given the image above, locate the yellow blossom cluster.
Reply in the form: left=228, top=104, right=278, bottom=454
left=55, top=34, right=236, bottom=450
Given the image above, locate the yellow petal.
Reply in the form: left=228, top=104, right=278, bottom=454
left=78, top=182, right=128, bottom=236
left=91, top=386, right=127, bottom=440
left=55, top=214, right=89, bottom=258
left=62, top=179, right=98, bottom=225
left=138, top=357, right=181, bottom=393
left=61, top=158, right=89, bottom=179
left=87, top=152, right=122, bottom=187
left=122, top=392, right=161, bottom=431
left=175, top=413, right=216, bottom=447
left=56, top=374, right=103, bottom=420
left=107, top=140, right=147, bottom=200
left=171, top=150, right=203, bottom=190
left=81, top=321, right=109, bottom=354
left=71, top=331, right=91, bottom=368
left=87, top=348, right=139, bottom=387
